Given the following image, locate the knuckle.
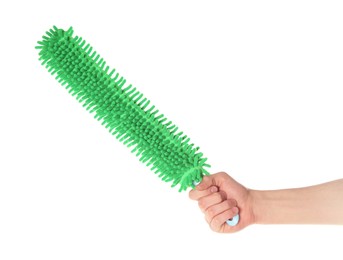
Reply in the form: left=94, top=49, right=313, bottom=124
left=212, top=217, right=221, bottom=227
left=210, top=218, right=221, bottom=232
left=204, top=214, right=211, bottom=225
left=202, top=175, right=210, bottom=184
left=198, top=199, right=206, bottom=210
left=217, top=171, right=227, bottom=178
left=188, top=190, right=195, bottom=200
left=206, top=207, right=216, bottom=219
left=208, top=221, right=216, bottom=231
left=214, top=192, right=223, bottom=202
left=209, top=225, right=217, bottom=232
left=215, top=172, right=228, bottom=182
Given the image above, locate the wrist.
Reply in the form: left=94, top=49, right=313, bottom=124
left=250, top=189, right=266, bottom=224
left=250, top=189, right=291, bottom=224
left=250, top=188, right=310, bottom=225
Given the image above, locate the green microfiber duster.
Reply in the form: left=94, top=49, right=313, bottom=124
left=36, top=26, right=210, bottom=191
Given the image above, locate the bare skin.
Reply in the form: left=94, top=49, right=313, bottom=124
left=189, top=172, right=343, bottom=233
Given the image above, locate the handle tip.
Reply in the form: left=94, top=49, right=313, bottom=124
left=226, top=214, right=240, bottom=226
left=193, top=180, right=201, bottom=186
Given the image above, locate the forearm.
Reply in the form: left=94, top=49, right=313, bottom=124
left=251, top=179, right=343, bottom=225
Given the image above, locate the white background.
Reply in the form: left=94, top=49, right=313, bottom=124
left=1, top=0, right=342, bottom=259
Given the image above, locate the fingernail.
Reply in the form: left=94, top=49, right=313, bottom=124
left=232, top=207, right=239, bottom=214
left=210, top=186, right=218, bottom=192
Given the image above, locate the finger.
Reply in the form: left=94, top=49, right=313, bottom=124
left=209, top=207, right=239, bottom=233
left=198, top=191, right=226, bottom=212
left=189, top=186, right=218, bottom=201
left=204, top=199, right=237, bottom=223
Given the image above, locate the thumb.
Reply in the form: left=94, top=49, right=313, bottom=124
left=196, top=172, right=230, bottom=191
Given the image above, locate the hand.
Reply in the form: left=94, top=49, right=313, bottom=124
left=190, top=173, right=343, bottom=231
left=189, top=172, right=255, bottom=233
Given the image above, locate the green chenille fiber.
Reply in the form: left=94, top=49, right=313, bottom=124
left=36, top=26, right=210, bottom=191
